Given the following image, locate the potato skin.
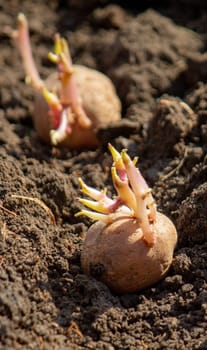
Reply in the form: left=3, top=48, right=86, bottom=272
left=81, top=212, right=177, bottom=293
left=33, top=65, right=121, bottom=148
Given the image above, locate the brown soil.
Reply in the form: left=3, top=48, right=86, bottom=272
left=0, top=1, right=207, bottom=349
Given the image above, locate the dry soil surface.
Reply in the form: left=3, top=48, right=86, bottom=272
left=0, top=1, right=207, bottom=349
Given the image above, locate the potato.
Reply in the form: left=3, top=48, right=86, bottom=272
left=81, top=212, right=177, bottom=294
left=14, top=13, right=121, bottom=149
left=78, top=144, right=178, bottom=294
left=33, top=65, right=121, bottom=148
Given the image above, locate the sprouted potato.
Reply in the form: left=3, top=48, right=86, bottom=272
left=13, top=14, right=121, bottom=148
left=77, top=144, right=177, bottom=293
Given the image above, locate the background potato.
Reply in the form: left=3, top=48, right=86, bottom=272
left=34, top=65, right=121, bottom=148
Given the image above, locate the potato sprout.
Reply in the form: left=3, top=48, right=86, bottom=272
left=13, top=14, right=121, bottom=148
left=77, top=144, right=177, bottom=293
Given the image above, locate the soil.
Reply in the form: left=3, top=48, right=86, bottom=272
left=0, top=1, right=207, bottom=349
